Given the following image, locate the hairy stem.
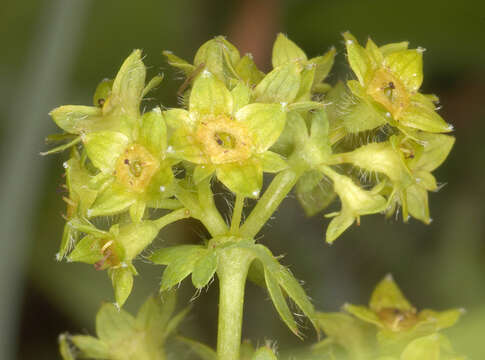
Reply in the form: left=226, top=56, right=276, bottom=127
left=153, top=207, right=191, bottom=231
left=230, top=195, right=245, bottom=234
left=239, top=168, right=302, bottom=238
left=216, top=247, right=253, bottom=360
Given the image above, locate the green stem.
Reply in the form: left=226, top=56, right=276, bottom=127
left=230, top=195, right=244, bottom=234
left=153, top=207, right=191, bottom=231
left=239, top=168, right=302, bottom=239
left=216, top=247, right=253, bottom=360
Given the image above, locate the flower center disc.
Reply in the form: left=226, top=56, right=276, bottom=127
left=196, top=116, right=252, bottom=164
left=367, top=69, right=409, bottom=119
left=377, top=307, right=418, bottom=332
left=115, top=144, right=159, bottom=192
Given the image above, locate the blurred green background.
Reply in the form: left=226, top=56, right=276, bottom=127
left=1, top=0, right=484, bottom=358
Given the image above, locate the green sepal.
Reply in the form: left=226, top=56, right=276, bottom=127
left=40, top=136, right=81, bottom=155
left=176, top=337, right=217, bottom=360
left=296, top=171, right=336, bottom=216
left=366, top=38, right=384, bottom=68
left=231, top=81, right=251, bottom=112
left=235, top=54, right=264, bottom=86
left=343, top=32, right=372, bottom=85
left=400, top=102, right=452, bottom=133
left=380, top=41, right=409, bottom=56
left=68, top=235, right=104, bottom=264
left=142, top=74, right=164, bottom=97
left=139, top=107, right=167, bottom=155
left=109, top=267, right=134, bottom=308
left=93, top=78, right=113, bottom=107
left=49, top=105, right=102, bottom=134
left=310, top=47, right=336, bottom=89
left=287, top=100, right=323, bottom=113
left=136, top=292, right=176, bottom=338
left=343, top=304, right=382, bottom=327
left=106, top=49, right=146, bottom=118
left=236, top=103, right=286, bottom=153
left=240, top=340, right=256, bottom=360
left=251, top=346, right=278, bottom=360
left=384, top=49, right=423, bottom=92
left=115, top=221, right=160, bottom=261
left=258, top=151, right=288, bottom=173
left=254, top=63, right=301, bottom=103
left=192, top=250, right=218, bottom=289
left=410, top=133, right=455, bottom=172
left=59, top=334, right=76, bottom=360
left=96, top=303, right=136, bottom=342
left=295, top=66, right=315, bottom=101
left=163, top=50, right=195, bottom=76
left=88, top=183, right=137, bottom=218
left=370, top=274, right=413, bottom=312
left=83, top=131, right=129, bottom=173
left=271, top=110, right=307, bottom=157
left=216, top=159, right=262, bottom=198
left=325, top=210, right=356, bottom=244
left=70, top=335, right=110, bottom=359
left=272, top=33, right=307, bottom=68
left=400, top=334, right=441, bottom=360
left=406, top=184, right=430, bottom=224
left=193, top=164, right=215, bottom=184
left=189, top=70, right=233, bottom=116
left=129, top=200, right=146, bottom=222
left=418, top=309, right=464, bottom=330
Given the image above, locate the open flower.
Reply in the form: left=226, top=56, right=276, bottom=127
left=164, top=70, right=288, bottom=198
left=83, top=108, right=174, bottom=221
left=342, top=32, right=452, bottom=135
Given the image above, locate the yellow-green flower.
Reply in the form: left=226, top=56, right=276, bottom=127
left=164, top=70, right=288, bottom=198
left=83, top=108, right=174, bottom=221
left=342, top=32, right=452, bottom=135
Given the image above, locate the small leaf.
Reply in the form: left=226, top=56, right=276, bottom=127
left=160, top=248, right=206, bottom=291
left=83, top=131, right=129, bottom=173
left=265, top=268, right=300, bottom=337
left=68, top=235, right=103, bottom=264
left=110, top=267, right=134, bottom=308
left=272, top=33, right=307, bottom=68
left=142, top=74, right=164, bottom=97
left=254, top=63, right=301, bottom=103
left=326, top=211, right=355, bottom=244
left=136, top=292, right=176, bottom=335
left=192, top=250, right=218, bottom=289
left=70, top=335, right=110, bottom=359
left=411, top=133, right=455, bottom=172
left=151, top=245, right=205, bottom=265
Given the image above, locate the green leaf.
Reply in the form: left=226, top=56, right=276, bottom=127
left=83, top=131, right=129, bottom=173
left=159, top=247, right=206, bottom=291
left=370, top=274, right=413, bottom=312
left=108, top=49, right=146, bottom=117
left=411, top=133, right=455, bottom=172
left=136, top=292, right=176, bottom=336
left=189, top=70, right=233, bottom=116
left=254, top=63, right=301, bottom=103
left=401, top=334, right=441, bottom=360
left=70, top=335, right=110, bottom=359
left=235, top=54, right=264, bottom=86
left=164, top=304, right=192, bottom=339
left=384, top=49, right=423, bottom=92
left=163, top=50, right=195, bottom=76
left=272, top=33, right=307, bottom=68
left=326, top=211, right=355, bottom=244
left=343, top=32, right=372, bottom=85
left=259, top=151, right=288, bottom=173
left=265, top=268, right=300, bottom=337
left=96, top=303, right=136, bottom=343
left=252, top=346, right=278, bottom=360
left=68, top=235, right=103, bottom=264
left=216, top=159, right=262, bottom=198
left=139, top=107, right=167, bottom=155
left=236, top=103, right=286, bottom=153
left=177, top=336, right=217, bottom=360
left=110, top=267, right=134, bottom=308
left=49, top=105, right=102, bottom=134
left=192, top=250, right=218, bottom=289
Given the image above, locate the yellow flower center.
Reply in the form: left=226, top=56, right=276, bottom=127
left=115, top=144, right=159, bottom=193
left=367, top=69, right=410, bottom=120
left=377, top=307, right=418, bottom=332
left=195, top=116, right=253, bottom=164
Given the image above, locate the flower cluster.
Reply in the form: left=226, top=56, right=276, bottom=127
left=46, top=33, right=454, bottom=309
